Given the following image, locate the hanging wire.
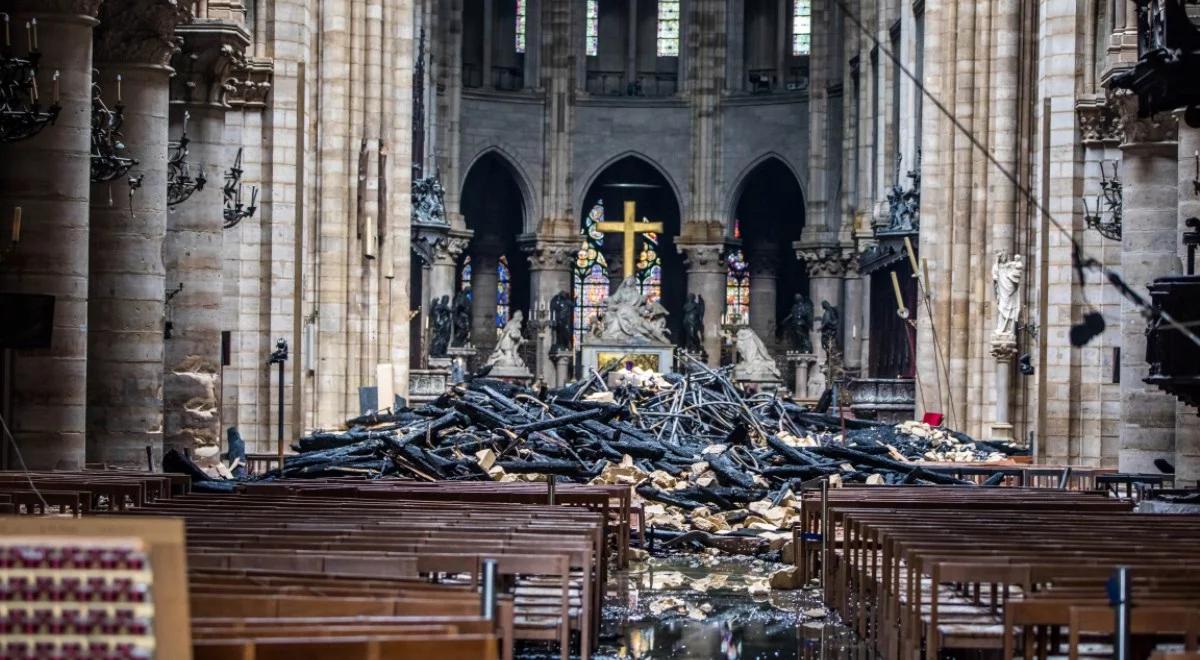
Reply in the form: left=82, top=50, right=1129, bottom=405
left=833, top=0, right=1200, bottom=350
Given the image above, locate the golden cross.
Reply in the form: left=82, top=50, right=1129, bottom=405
left=595, top=201, right=664, bottom=279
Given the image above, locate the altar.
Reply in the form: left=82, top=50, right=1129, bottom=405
left=580, top=342, right=675, bottom=374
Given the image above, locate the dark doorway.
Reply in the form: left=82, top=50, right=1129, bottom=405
left=733, top=157, right=807, bottom=354
left=460, top=153, right=530, bottom=354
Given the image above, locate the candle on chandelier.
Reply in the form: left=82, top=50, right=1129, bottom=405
left=3, top=13, right=10, bottom=48
left=30, top=72, right=38, bottom=102
left=12, top=207, right=21, bottom=244
left=116, top=74, right=122, bottom=103
left=52, top=70, right=59, bottom=104
left=30, top=17, right=36, bottom=50
left=24, top=20, right=30, bottom=51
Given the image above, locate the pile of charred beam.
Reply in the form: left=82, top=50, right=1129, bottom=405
left=192, top=367, right=1016, bottom=547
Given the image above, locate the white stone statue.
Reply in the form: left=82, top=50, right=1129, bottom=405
left=734, top=327, right=782, bottom=381
left=992, top=252, right=1024, bottom=337
left=589, top=276, right=671, bottom=344
left=486, top=310, right=528, bottom=371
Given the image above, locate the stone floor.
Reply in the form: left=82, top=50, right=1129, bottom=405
left=519, top=555, right=874, bottom=659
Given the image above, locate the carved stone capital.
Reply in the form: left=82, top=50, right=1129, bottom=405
left=170, top=22, right=251, bottom=108
left=227, top=56, right=273, bottom=109
left=94, top=0, right=191, bottom=67
left=1076, top=96, right=1123, bottom=145
left=990, top=336, right=1019, bottom=361
left=521, top=240, right=578, bottom=272
left=679, top=244, right=725, bottom=273
left=412, top=227, right=471, bottom=269
left=1111, top=88, right=1178, bottom=146
left=798, top=246, right=855, bottom=278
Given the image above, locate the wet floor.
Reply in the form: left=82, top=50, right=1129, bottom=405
left=519, top=555, right=874, bottom=659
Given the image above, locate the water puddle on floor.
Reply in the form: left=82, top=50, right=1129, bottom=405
left=520, top=555, right=874, bottom=659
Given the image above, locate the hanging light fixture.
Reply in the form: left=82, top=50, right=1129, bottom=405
left=1081, top=160, right=1122, bottom=241
left=167, top=110, right=205, bottom=208
left=222, top=146, right=257, bottom=229
left=0, top=15, right=61, bottom=143
left=90, top=74, right=137, bottom=182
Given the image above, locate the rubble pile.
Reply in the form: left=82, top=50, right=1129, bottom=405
left=224, top=363, right=1016, bottom=553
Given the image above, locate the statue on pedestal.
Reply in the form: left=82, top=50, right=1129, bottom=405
left=782, top=293, right=814, bottom=353
left=992, top=252, right=1024, bottom=337
left=681, top=294, right=705, bottom=354
left=591, top=276, right=670, bottom=344
left=549, top=290, right=574, bottom=352
left=430, top=295, right=452, bottom=357
left=735, top=327, right=782, bottom=381
left=451, top=287, right=472, bottom=347
left=486, top=310, right=528, bottom=371
left=820, top=301, right=841, bottom=353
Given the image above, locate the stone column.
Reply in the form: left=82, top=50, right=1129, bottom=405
left=522, top=238, right=577, bottom=382
left=989, top=339, right=1016, bottom=441
left=87, top=1, right=189, bottom=469
left=1176, top=120, right=1200, bottom=486
left=626, top=0, right=638, bottom=91
left=798, top=245, right=851, bottom=393
left=681, top=245, right=726, bottom=367
left=0, top=1, right=101, bottom=470
left=470, top=240, right=502, bottom=354
left=774, top=0, right=787, bottom=89
left=482, top=0, right=494, bottom=89
left=841, top=267, right=865, bottom=375
left=746, top=244, right=779, bottom=345
left=414, top=229, right=469, bottom=361
left=1115, top=94, right=1180, bottom=474
left=163, top=23, right=249, bottom=468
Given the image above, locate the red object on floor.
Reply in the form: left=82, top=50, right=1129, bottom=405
left=922, top=412, right=945, bottom=427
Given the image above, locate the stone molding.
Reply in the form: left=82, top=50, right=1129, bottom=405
left=990, top=336, right=1019, bottom=361
left=1111, top=89, right=1179, bottom=146
left=227, top=56, right=273, bottom=109
left=94, top=0, right=190, bottom=67
left=202, top=0, right=247, bottom=23
left=797, top=246, right=855, bottom=278
left=679, top=244, right=725, bottom=273
left=1076, top=96, right=1123, bottom=145
left=170, top=22, right=251, bottom=108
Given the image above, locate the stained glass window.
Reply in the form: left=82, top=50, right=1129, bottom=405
left=515, top=0, right=527, bottom=53
left=724, top=248, right=750, bottom=326
left=459, top=255, right=511, bottom=328
left=574, top=202, right=610, bottom=344
left=792, top=0, right=811, bottom=56
left=496, top=256, right=511, bottom=327
left=656, top=0, right=680, bottom=57
left=635, top=223, right=663, bottom=303
left=586, top=0, right=600, bottom=57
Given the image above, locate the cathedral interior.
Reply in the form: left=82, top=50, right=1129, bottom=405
left=0, top=0, right=1199, bottom=657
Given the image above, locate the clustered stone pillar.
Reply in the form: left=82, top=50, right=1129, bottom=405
left=681, top=245, right=726, bottom=367
left=469, top=240, right=502, bottom=355
left=523, top=239, right=576, bottom=383
left=798, top=246, right=850, bottom=393
left=1175, top=118, right=1200, bottom=486
left=87, top=2, right=188, bottom=468
left=1116, top=95, right=1180, bottom=474
left=746, top=245, right=779, bottom=345
left=162, top=25, right=249, bottom=468
left=0, top=1, right=101, bottom=469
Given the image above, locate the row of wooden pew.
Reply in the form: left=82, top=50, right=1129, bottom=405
left=793, top=486, right=1200, bottom=659
left=111, top=480, right=632, bottom=660
left=0, top=472, right=631, bottom=659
